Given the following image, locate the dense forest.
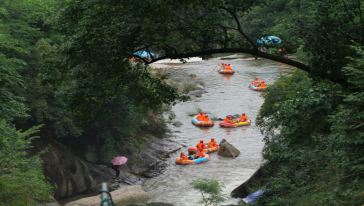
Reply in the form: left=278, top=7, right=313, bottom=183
left=0, top=0, right=363, bottom=205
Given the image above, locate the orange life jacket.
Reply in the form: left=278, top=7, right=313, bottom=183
left=196, top=149, right=205, bottom=158
left=259, top=82, right=267, bottom=87
left=224, top=117, right=231, bottom=123
left=197, top=143, right=205, bottom=150
left=197, top=113, right=204, bottom=121
left=181, top=154, right=188, bottom=160
left=240, top=115, right=247, bottom=122
left=208, top=141, right=217, bottom=148
left=203, top=115, right=209, bottom=121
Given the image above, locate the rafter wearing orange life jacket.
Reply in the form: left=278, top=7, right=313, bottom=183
left=240, top=113, right=248, bottom=122
left=208, top=138, right=218, bottom=148
left=196, top=140, right=205, bottom=151
left=224, top=115, right=232, bottom=123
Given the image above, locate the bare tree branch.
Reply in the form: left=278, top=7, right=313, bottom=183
left=220, top=7, right=258, bottom=50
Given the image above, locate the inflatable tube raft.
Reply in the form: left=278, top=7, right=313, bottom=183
left=175, top=154, right=210, bottom=165
left=219, top=69, right=235, bottom=74
left=219, top=120, right=251, bottom=128
left=204, top=146, right=219, bottom=153
left=192, top=116, right=214, bottom=127
left=249, top=84, right=267, bottom=91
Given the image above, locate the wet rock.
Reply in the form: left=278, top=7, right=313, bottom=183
left=35, top=134, right=180, bottom=200
left=33, top=139, right=114, bottom=200
left=64, top=185, right=149, bottom=206
left=195, top=84, right=205, bottom=90
left=128, top=137, right=181, bottom=177
left=231, top=167, right=266, bottom=198
left=187, top=90, right=204, bottom=97
left=172, top=121, right=183, bottom=127
left=142, top=161, right=168, bottom=178
left=218, top=139, right=240, bottom=158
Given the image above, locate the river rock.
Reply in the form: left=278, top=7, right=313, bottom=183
left=218, top=139, right=240, bottom=158
left=172, top=121, right=183, bottom=127
left=128, top=136, right=181, bottom=177
left=64, top=185, right=149, bottom=206
left=231, top=167, right=266, bottom=198
left=195, top=84, right=205, bottom=90
left=187, top=90, right=203, bottom=97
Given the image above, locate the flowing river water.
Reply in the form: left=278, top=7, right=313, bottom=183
left=144, top=55, right=292, bottom=206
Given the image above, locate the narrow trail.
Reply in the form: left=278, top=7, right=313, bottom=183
left=144, top=55, right=292, bottom=205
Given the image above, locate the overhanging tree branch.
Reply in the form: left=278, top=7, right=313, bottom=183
left=145, top=48, right=348, bottom=86
left=147, top=47, right=310, bottom=72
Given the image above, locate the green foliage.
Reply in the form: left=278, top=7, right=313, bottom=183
left=0, top=121, right=53, bottom=205
left=256, top=49, right=364, bottom=205
left=252, top=0, right=364, bottom=204
left=192, top=179, right=225, bottom=206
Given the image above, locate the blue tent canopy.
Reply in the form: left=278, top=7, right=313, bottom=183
left=243, top=189, right=265, bottom=204
left=133, top=50, right=155, bottom=59
left=256, top=36, right=283, bottom=47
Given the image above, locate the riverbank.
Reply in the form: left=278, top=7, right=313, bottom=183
left=58, top=62, right=208, bottom=205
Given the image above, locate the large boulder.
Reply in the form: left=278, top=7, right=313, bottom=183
left=217, top=139, right=240, bottom=158
left=34, top=139, right=113, bottom=200
left=64, top=185, right=149, bottom=206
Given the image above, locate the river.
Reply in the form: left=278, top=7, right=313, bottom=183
left=145, top=55, right=291, bottom=206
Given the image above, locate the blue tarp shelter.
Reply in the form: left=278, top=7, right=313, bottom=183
left=133, top=50, right=155, bottom=59
left=256, top=36, right=283, bottom=47
left=242, top=189, right=265, bottom=204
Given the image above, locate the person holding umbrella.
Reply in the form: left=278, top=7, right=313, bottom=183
left=111, top=156, right=128, bottom=179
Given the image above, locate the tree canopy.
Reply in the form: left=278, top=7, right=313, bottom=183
left=0, top=0, right=363, bottom=204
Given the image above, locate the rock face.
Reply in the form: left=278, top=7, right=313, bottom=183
left=127, top=136, right=182, bottom=178
left=231, top=167, right=266, bottom=198
left=34, top=136, right=181, bottom=200
left=217, top=139, right=240, bottom=158
left=64, top=185, right=149, bottom=206
left=35, top=139, right=114, bottom=200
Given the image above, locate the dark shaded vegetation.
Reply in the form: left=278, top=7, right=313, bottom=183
left=253, top=1, right=364, bottom=205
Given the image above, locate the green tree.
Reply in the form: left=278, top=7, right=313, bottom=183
left=192, top=179, right=225, bottom=206
left=0, top=122, right=53, bottom=205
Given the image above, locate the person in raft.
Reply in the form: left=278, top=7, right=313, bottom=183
left=208, top=138, right=218, bottom=148
left=197, top=112, right=207, bottom=121
left=180, top=152, right=188, bottom=160
left=258, top=81, right=267, bottom=88
left=225, top=64, right=232, bottom=71
left=203, top=114, right=210, bottom=121
left=252, top=77, right=260, bottom=86
left=224, top=115, right=232, bottom=123
left=239, top=113, right=248, bottom=122
left=196, top=149, right=205, bottom=159
left=196, top=140, right=205, bottom=151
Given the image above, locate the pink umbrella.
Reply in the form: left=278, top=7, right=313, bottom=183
left=111, top=156, right=128, bottom=166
